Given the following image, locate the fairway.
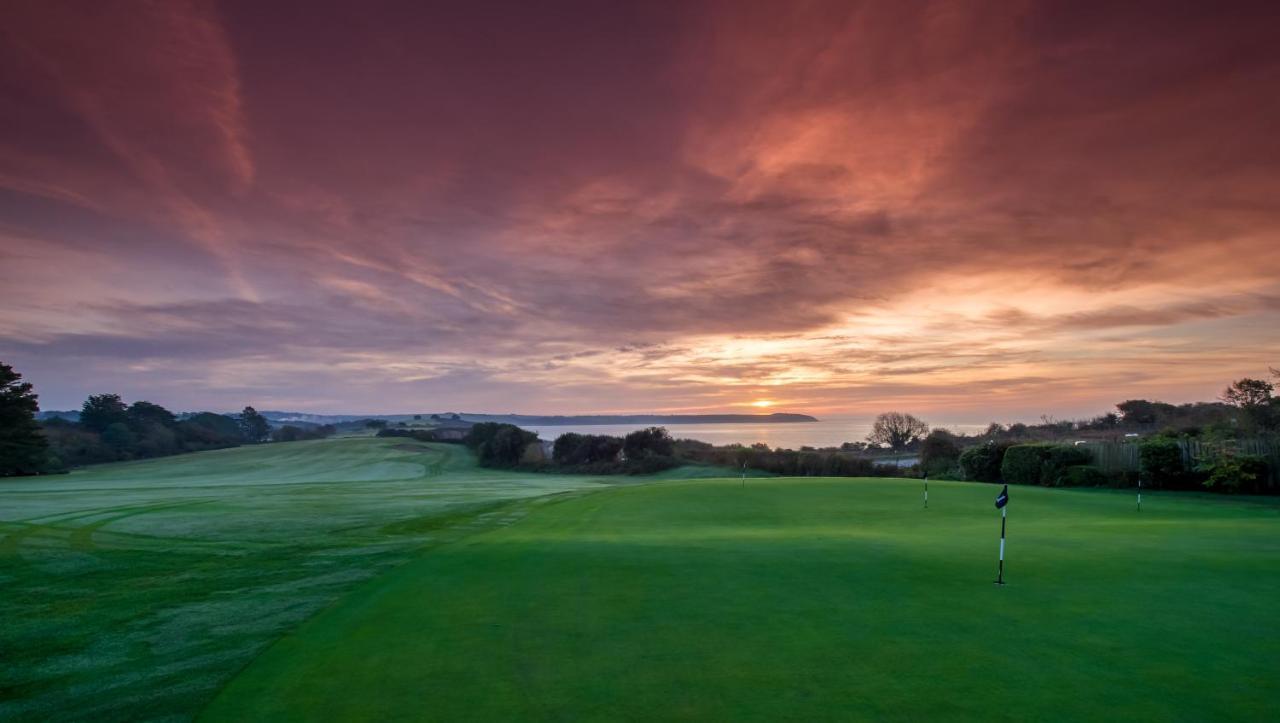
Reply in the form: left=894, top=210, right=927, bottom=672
left=0, top=438, right=611, bottom=720
left=204, top=478, right=1280, bottom=722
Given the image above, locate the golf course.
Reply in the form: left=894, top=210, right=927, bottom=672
left=4, top=438, right=1278, bottom=721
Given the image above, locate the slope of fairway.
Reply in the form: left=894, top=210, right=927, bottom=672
left=0, top=438, right=611, bottom=721
left=204, top=478, right=1280, bottom=722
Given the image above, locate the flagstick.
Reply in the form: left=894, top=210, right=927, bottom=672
left=741, top=461, right=746, bottom=488
left=995, top=505, right=1007, bottom=586
left=1137, top=478, right=1142, bottom=512
left=923, top=476, right=928, bottom=509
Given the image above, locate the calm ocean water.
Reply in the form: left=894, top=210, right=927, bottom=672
left=520, top=417, right=990, bottom=449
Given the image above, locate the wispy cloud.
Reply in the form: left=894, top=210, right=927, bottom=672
left=1, top=1, right=1278, bottom=416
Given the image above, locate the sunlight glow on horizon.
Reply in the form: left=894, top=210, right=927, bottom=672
left=1, top=2, right=1277, bottom=417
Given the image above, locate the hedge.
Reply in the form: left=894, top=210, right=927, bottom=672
left=1138, top=437, right=1186, bottom=489
left=1000, top=444, right=1093, bottom=486
left=959, top=442, right=1009, bottom=482
left=1061, top=464, right=1108, bottom=487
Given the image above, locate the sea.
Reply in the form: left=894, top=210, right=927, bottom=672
left=518, top=417, right=990, bottom=450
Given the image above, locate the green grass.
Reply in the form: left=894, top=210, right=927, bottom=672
left=202, top=477, right=1280, bottom=722
left=6, top=442, right=1278, bottom=721
left=0, top=438, right=613, bottom=720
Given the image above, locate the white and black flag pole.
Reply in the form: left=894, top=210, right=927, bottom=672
left=994, top=484, right=1009, bottom=586
left=923, top=473, right=929, bottom=509
left=1137, top=477, right=1142, bottom=512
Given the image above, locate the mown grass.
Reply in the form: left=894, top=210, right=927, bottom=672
left=203, top=477, right=1280, bottom=722
left=0, top=438, right=610, bottom=721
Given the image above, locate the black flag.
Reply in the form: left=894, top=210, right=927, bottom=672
left=994, top=484, right=1009, bottom=585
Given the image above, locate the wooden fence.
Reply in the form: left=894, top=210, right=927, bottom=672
left=1076, top=438, right=1280, bottom=483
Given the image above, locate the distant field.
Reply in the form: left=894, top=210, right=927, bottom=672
left=205, top=478, right=1280, bottom=722
left=0, top=438, right=615, bottom=720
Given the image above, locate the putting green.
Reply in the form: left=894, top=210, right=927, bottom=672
left=203, top=478, right=1280, bottom=721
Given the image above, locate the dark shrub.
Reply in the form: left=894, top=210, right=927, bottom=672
left=178, top=412, right=245, bottom=448
left=1138, top=437, right=1185, bottom=489
left=1001, top=444, right=1092, bottom=486
left=1040, top=445, right=1093, bottom=486
left=273, top=424, right=336, bottom=443
left=40, top=422, right=114, bottom=467
left=553, top=433, right=623, bottom=466
left=377, top=428, right=435, bottom=442
left=920, top=431, right=961, bottom=476
left=1201, top=454, right=1270, bottom=494
left=625, top=455, right=679, bottom=475
left=101, top=422, right=136, bottom=457
left=1000, top=445, right=1044, bottom=485
left=1061, top=465, right=1108, bottom=487
left=464, top=422, right=538, bottom=468
left=623, top=427, right=674, bottom=461
left=673, top=437, right=713, bottom=459
left=959, top=442, right=1009, bottom=482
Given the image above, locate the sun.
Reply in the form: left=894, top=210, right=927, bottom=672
left=749, top=400, right=775, bottom=408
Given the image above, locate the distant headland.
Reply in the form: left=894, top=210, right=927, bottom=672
left=460, top=412, right=819, bottom=426
left=252, top=411, right=820, bottom=425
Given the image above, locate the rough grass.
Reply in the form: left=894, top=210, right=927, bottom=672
left=0, top=438, right=611, bottom=721
left=203, top=477, right=1280, bottom=722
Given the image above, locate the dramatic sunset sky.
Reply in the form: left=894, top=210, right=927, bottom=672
left=2, top=1, right=1278, bottom=420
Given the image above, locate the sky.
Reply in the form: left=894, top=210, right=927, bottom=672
left=2, top=0, right=1279, bottom=421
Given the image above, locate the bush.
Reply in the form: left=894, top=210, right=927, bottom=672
left=1201, top=454, right=1270, bottom=494
left=1001, top=444, right=1092, bottom=486
left=1040, top=445, right=1093, bottom=486
left=1061, top=465, right=1108, bottom=487
left=920, top=431, right=961, bottom=476
left=553, top=433, right=623, bottom=466
left=463, top=422, right=538, bottom=468
left=623, top=427, right=674, bottom=461
left=625, top=455, right=679, bottom=475
left=273, top=424, right=336, bottom=443
left=1000, top=445, right=1043, bottom=485
left=178, top=412, right=245, bottom=448
left=959, top=442, right=1009, bottom=482
left=1138, top=437, right=1185, bottom=489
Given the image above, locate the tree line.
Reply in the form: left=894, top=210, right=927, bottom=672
left=5, top=357, right=1276, bottom=489
left=437, top=422, right=915, bottom=478
left=0, top=362, right=334, bottom=476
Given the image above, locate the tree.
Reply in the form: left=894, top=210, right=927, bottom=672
left=126, top=401, right=179, bottom=458
left=0, top=362, right=50, bottom=476
left=273, top=425, right=304, bottom=443
left=1221, top=378, right=1273, bottom=409
left=1139, top=437, right=1187, bottom=490
left=80, top=393, right=129, bottom=433
left=623, top=427, right=674, bottom=460
left=554, top=433, right=623, bottom=466
left=238, top=406, right=270, bottom=443
left=959, top=442, right=1010, bottom=483
left=1222, top=378, right=1276, bottom=430
left=866, top=412, right=929, bottom=454
left=463, top=422, right=538, bottom=467
left=919, top=430, right=961, bottom=475
left=127, top=401, right=176, bottom=432
left=101, top=422, right=137, bottom=455
left=178, top=412, right=245, bottom=448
